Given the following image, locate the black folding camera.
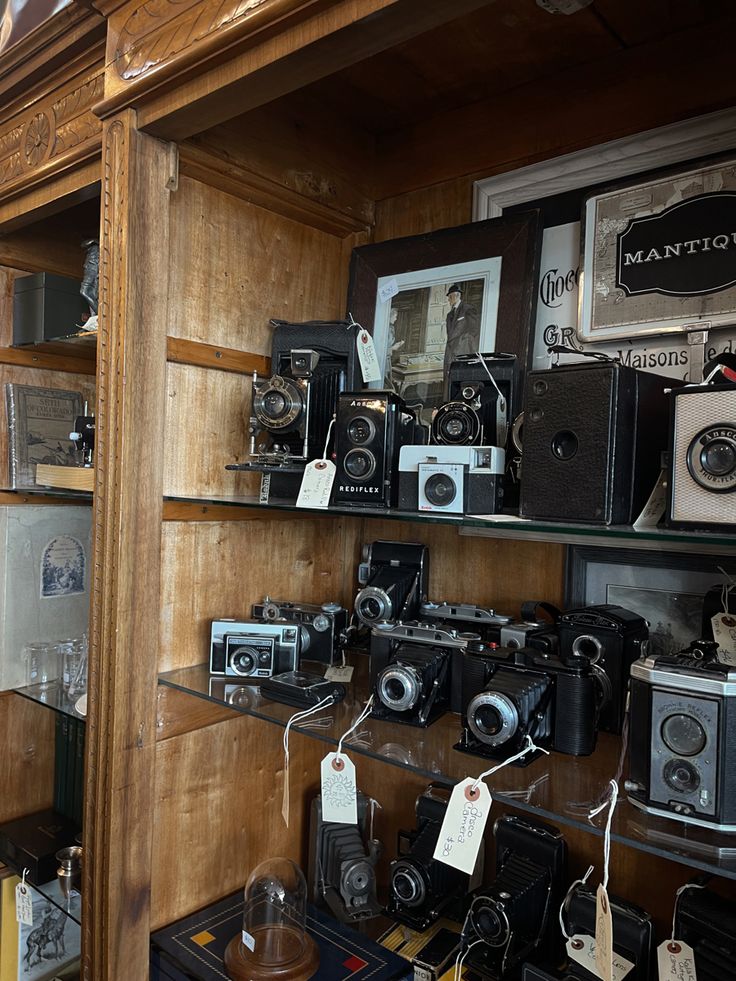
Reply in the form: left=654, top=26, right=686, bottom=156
left=461, top=814, right=567, bottom=979
left=456, top=644, right=604, bottom=761
left=386, top=784, right=478, bottom=931
left=431, top=353, right=518, bottom=449
left=332, top=390, right=426, bottom=508
left=369, top=622, right=464, bottom=727
left=308, top=791, right=381, bottom=923
left=419, top=601, right=513, bottom=643
left=522, top=885, right=654, bottom=980
left=558, top=604, right=649, bottom=734
left=627, top=639, right=736, bottom=831
left=209, top=619, right=300, bottom=678
left=675, top=885, right=736, bottom=981
left=354, top=540, right=429, bottom=628
left=251, top=597, right=348, bottom=665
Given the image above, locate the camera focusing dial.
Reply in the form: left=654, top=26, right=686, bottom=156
left=253, top=375, right=304, bottom=431
left=470, top=896, right=511, bottom=948
left=467, top=691, right=519, bottom=747
left=390, top=859, right=427, bottom=909
left=431, top=402, right=481, bottom=446
left=378, top=663, right=422, bottom=713
left=687, top=424, right=736, bottom=492
left=355, top=585, right=393, bottom=624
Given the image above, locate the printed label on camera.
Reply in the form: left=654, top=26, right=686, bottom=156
left=595, top=885, right=614, bottom=981
left=711, top=612, right=736, bottom=661
left=296, top=460, right=336, bottom=509
left=357, top=329, right=382, bottom=383
left=567, top=935, right=634, bottom=980
left=321, top=752, right=357, bottom=824
left=15, top=884, right=32, bottom=926
left=433, top=777, right=491, bottom=875
left=657, top=940, right=697, bottom=980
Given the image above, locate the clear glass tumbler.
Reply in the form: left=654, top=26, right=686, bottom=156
left=23, top=642, right=61, bottom=690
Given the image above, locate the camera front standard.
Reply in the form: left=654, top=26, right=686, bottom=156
left=354, top=540, right=429, bottom=627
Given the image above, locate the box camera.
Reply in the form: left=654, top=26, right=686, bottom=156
left=332, top=391, right=426, bottom=508
left=461, top=814, right=566, bottom=979
left=251, top=597, right=348, bottom=666
left=354, top=540, right=429, bottom=628
left=369, top=622, right=464, bottom=727
left=398, top=445, right=505, bottom=514
left=387, top=784, right=479, bottom=931
left=456, top=644, right=604, bottom=761
left=675, top=885, right=736, bottom=981
left=627, top=639, right=736, bottom=831
left=431, top=353, right=517, bottom=449
left=668, top=383, right=736, bottom=529
left=308, top=791, right=381, bottom=923
left=209, top=619, right=300, bottom=678
left=558, top=604, right=649, bottom=734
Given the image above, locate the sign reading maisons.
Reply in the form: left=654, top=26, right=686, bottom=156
left=579, top=158, right=736, bottom=342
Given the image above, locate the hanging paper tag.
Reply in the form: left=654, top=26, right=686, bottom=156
left=320, top=752, right=358, bottom=824
left=595, top=885, right=614, bottom=981
left=633, top=469, right=667, bottom=528
left=325, top=665, right=354, bottom=683
left=657, top=940, right=697, bottom=980
left=712, top=613, right=736, bottom=661
left=433, top=777, right=491, bottom=875
left=567, top=935, right=634, bottom=980
left=15, top=883, right=32, bottom=926
left=357, top=330, right=382, bottom=383
left=242, top=929, right=256, bottom=952
left=296, top=460, right=335, bottom=509
left=378, top=278, right=399, bottom=303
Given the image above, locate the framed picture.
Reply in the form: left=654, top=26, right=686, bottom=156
left=346, top=213, right=541, bottom=418
left=566, top=546, right=731, bottom=656
left=579, top=155, right=736, bottom=343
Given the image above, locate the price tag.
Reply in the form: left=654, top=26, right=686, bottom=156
left=712, top=612, right=736, bottom=662
left=657, top=940, right=697, bottom=980
left=325, top=665, right=354, bottom=683
left=378, top=278, right=399, bottom=303
left=595, top=885, right=614, bottom=981
left=357, top=330, right=382, bottom=383
left=633, top=469, right=667, bottom=528
left=242, top=929, right=256, bottom=952
left=433, top=777, right=491, bottom=875
left=296, top=460, right=335, bottom=509
left=567, top=935, right=634, bottom=980
left=321, top=753, right=357, bottom=824
left=15, top=883, right=32, bottom=926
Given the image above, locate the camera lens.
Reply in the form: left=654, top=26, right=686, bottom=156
left=687, top=426, right=736, bottom=491
left=229, top=646, right=259, bottom=676
left=355, top=587, right=391, bottom=625
left=551, top=429, right=578, bottom=461
left=344, top=448, right=376, bottom=481
left=664, top=758, right=701, bottom=794
left=432, top=403, right=480, bottom=445
left=701, top=438, right=736, bottom=477
left=347, top=416, right=375, bottom=445
left=474, top=704, right=504, bottom=737
left=571, top=634, right=604, bottom=663
left=262, top=390, right=287, bottom=420
left=391, top=862, right=425, bottom=907
left=254, top=377, right=303, bottom=430
left=467, top=691, right=519, bottom=747
left=378, top=665, right=420, bottom=712
left=424, top=472, right=457, bottom=507
left=471, top=899, right=508, bottom=946
left=661, top=713, right=707, bottom=756
left=343, top=859, right=373, bottom=898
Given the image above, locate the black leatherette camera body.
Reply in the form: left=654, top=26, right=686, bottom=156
left=675, top=886, right=736, bottom=981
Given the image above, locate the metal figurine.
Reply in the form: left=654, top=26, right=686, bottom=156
left=80, top=238, right=99, bottom=320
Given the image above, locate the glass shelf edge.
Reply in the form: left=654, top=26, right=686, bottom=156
left=1, top=856, right=82, bottom=925
left=13, top=682, right=87, bottom=720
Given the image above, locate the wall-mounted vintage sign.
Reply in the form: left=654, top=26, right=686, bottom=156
left=579, top=158, right=736, bottom=342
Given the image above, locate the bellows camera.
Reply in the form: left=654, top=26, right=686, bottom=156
left=668, top=383, right=736, bottom=528
left=461, top=814, right=566, bottom=978
left=431, top=353, right=518, bottom=448
left=387, top=784, right=479, bottom=931
left=675, top=885, right=736, bottom=981
left=332, top=391, right=426, bottom=508
left=627, top=639, right=736, bottom=831
left=308, top=791, right=381, bottom=923
left=251, top=597, right=348, bottom=665
left=398, top=445, right=505, bottom=514
left=354, top=540, right=429, bottom=628
left=209, top=619, right=300, bottom=678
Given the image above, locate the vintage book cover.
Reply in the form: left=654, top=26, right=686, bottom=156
left=4, top=385, right=82, bottom=490
left=16, top=885, right=80, bottom=981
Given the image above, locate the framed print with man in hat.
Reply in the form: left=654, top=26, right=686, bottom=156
left=346, top=213, right=542, bottom=422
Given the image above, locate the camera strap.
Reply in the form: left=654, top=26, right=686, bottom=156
left=520, top=600, right=561, bottom=624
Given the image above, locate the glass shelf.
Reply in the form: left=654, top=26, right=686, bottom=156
left=0, top=486, right=92, bottom=503
left=163, top=494, right=736, bottom=554
left=160, top=654, right=736, bottom=882
left=13, top=681, right=86, bottom=720
left=2, top=858, right=82, bottom=925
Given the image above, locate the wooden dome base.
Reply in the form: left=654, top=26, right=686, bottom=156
left=224, top=926, right=319, bottom=981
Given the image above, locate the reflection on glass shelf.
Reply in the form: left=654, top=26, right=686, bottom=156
left=1, top=486, right=92, bottom=502
left=2, top=864, right=81, bottom=926
left=14, top=681, right=86, bottom=720
left=163, top=494, right=736, bottom=553
left=159, top=655, right=736, bottom=881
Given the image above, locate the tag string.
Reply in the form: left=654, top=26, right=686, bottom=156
left=588, top=779, right=618, bottom=891
left=559, top=865, right=595, bottom=941
left=670, top=882, right=706, bottom=941
left=471, top=735, right=549, bottom=792
left=321, top=415, right=336, bottom=461
left=454, top=939, right=483, bottom=981
left=347, top=313, right=362, bottom=331
left=475, top=351, right=505, bottom=408
left=283, top=696, right=335, bottom=767
left=368, top=797, right=381, bottom=841
left=336, top=695, right=374, bottom=759
left=718, top=566, right=736, bottom=613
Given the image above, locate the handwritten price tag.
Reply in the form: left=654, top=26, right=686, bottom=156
left=712, top=612, right=736, bottom=662
left=567, top=935, right=634, bottom=980
left=378, top=278, right=399, bottom=303
left=321, top=752, right=357, bottom=824
left=595, top=885, right=614, bottom=981
left=15, top=883, right=32, bottom=925
left=433, top=777, right=491, bottom=875
left=357, top=330, right=382, bottom=383
left=296, top=460, right=335, bottom=509
left=657, top=940, right=697, bottom=980
left=325, top=665, right=354, bottom=683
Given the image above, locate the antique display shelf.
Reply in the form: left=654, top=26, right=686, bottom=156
left=14, top=680, right=87, bottom=721
left=0, top=856, right=82, bottom=926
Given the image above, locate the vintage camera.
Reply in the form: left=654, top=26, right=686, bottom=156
left=461, top=815, right=567, bottom=978
left=69, top=402, right=95, bottom=467
left=387, top=784, right=478, bottom=931
left=558, top=604, right=648, bottom=734
left=627, top=639, right=736, bottom=831
left=456, top=644, right=604, bottom=761
left=209, top=619, right=300, bottom=678
left=308, top=791, right=381, bottom=923
left=251, top=597, right=348, bottom=665
left=354, top=540, right=429, bottom=628
left=668, top=383, right=736, bottom=528
left=432, top=353, right=518, bottom=448
left=499, top=602, right=561, bottom=656
left=675, top=885, right=736, bottom=981
left=397, top=445, right=505, bottom=514
left=332, top=391, right=426, bottom=508
left=369, top=622, right=463, bottom=727
left=419, top=601, right=513, bottom=643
